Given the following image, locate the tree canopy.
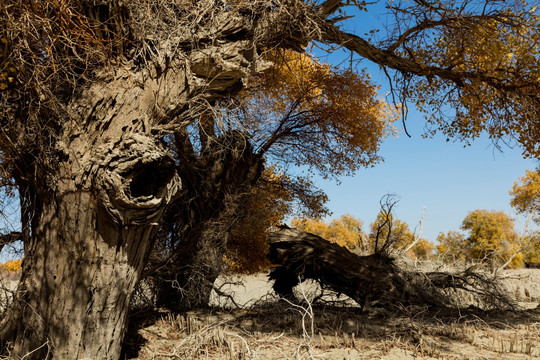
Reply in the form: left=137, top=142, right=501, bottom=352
left=461, top=209, right=522, bottom=268
left=321, top=0, right=540, bottom=157
left=232, top=49, right=397, bottom=176
left=510, top=168, right=540, bottom=223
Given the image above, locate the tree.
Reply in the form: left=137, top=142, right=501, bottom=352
left=510, top=168, right=540, bottom=223
left=367, top=210, right=434, bottom=259
left=0, top=1, right=347, bottom=357
left=366, top=194, right=416, bottom=255
left=0, top=259, right=21, bottom=273
left=225, top=166, right=329, bottom=274
left=461, top=210, right=523, bottom=268
left=322, top=0, right=540, bottom=157
left=410, top=238, right=435, bottom=260
left=436, top=230, right=467, bottom=262
left=291, top=214, right=367, bottom=251
left=268, top=227, right=514, bottom=311
left=150, top=48, right=395, bottom=309
left=0, top=0, right=538, bottom=358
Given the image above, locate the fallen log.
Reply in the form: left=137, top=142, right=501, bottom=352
left=267, top=228, right=516, bottom=310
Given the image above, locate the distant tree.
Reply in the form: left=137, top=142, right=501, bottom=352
left=0, top=259, right=21, bottom=273
left=368, top=209, right=413, bottom=253
left=409, top=238, right=435, bottom=260
left=359, top=195, right=433, bottom=258
left=461, top=210, right=523, bottom=269
left=368, top=211, right=434, bottom=258
left=291, top=214, right=367, bottom=252
left=510, top=169, right=540, bottom=223
left=518, top=232, right=540, bottom=264
left=436, top=230, right=467, bottom=262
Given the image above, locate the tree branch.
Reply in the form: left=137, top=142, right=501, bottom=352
left=0, top=231, right=22, bottom=255
left=319, top=21, right=538, bottom=97
left=316, top=0, right=344, bottom=16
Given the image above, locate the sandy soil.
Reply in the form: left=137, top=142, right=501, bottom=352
left=0, top=277, right=17, bottom=314
left=2, top=269, right=539, bottom=359
left=125, top=269, right=540, bottom=360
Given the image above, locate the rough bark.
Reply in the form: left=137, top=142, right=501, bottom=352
left=1, top=73, right=183, bottom=358
left=0, top=0, right=281, bottom=354
left=0, top=0, right=322, bottom=357
left=153, top=130, right=264, bottom=309
left=10, top=189, right=171, bottom=358
left=268, top=228, right=516, bottom=311
left=268, top=228, right=402, bottom=308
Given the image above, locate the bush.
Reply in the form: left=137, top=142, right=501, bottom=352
left=1, top=259, right=22, bottom=273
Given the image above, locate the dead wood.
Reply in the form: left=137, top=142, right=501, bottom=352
left=268, top=228, right=516, bottom=311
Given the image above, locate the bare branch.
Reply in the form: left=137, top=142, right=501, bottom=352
left=402, top=206, right=426, bottom=254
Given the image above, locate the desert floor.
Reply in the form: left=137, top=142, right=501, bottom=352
left=122, top=269, right=540, bottom=360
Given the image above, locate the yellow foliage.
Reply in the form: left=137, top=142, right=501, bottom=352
left=409, top=238, right=435, bottom=260
left=1, top=259, right=22, bottom=272
left=510, top=169, right=540, bottom=223
left=436, top=231, right=467, bottom=262
left=406, top=4, right=540, bottom=158
left=239, top=49, right=398, bottom=177
left=225, top=166, right=328, bottom=274
left=461, top=209, right=523, bottom=268
left=291, top=214, right=365, bottom=251
left=368, top=212, right=414, bottom=253
left=0, top=37, right=16, bottom=92
left=520, top=233, right=540, bottom=263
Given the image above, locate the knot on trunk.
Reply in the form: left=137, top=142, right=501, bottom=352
left=88, top=134, right=181, bottom=225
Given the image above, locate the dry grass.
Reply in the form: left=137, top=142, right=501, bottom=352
left=123, top=295, right=540, bottom=359
left=3, top=268, right=540, bottom=359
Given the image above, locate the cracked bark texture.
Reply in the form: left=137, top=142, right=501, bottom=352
left=3, top=70, right=185, bottom=358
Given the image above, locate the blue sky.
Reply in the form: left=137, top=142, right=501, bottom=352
left=308, top=115, right=538, bottom=243
left=304, top=2, right=539, bottom=242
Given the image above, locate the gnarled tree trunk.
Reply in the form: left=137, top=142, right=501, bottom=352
left=154, top=129, right=264, bottom=309
left=0, top=1, right=368, bottom=357
left=11, top=181, right=175, bottom=357
left=0, top=60, right=188, bottom=358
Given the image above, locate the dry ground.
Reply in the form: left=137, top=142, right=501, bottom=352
left=123, top=269, right=540, bottom=360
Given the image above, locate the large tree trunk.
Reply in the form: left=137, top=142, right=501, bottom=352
left=2, top=156, right=179, bottom=358
left=3, top=139, right=179, bottom=359
left=0, top=1, right=321, bottom=357
left=0, top=62, right=185, bottom=358
left=268, top=228, right=401, bottom=308
left=0, top=5, right=270, bottom=351
left=154, top=130, right=264, bottom=309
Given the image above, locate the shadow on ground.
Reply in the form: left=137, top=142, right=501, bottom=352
left=122, top=300, right=540, bottom=360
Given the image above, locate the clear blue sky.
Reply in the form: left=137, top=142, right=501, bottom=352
left=304, top=2, right=539, bottom=243
left=309, top=116, right=538, bottom=243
